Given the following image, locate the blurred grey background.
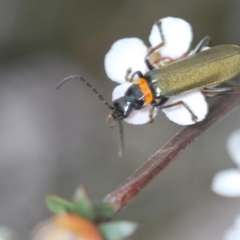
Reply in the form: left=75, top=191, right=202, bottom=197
left=0, top=0, right=240, bottom=239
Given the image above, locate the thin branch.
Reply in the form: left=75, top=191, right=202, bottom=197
left=104, top=84, right=240, bottom=211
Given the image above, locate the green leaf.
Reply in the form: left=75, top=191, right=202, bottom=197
left=93, top=202, right=117, bottom=221
left=99, top=221, right=138, bottom=240
left=45, top=195, right=75, bottom=214
left=72, top=187, right=95, bottom=220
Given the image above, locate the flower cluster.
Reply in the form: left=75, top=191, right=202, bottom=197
left=212, top=129, right=240, bottom=240
left=212, top=129, right=240, bottom=197
left=104, top=17, right=208, bottom=125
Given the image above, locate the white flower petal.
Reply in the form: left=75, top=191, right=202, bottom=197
left=227, top=129, right=240, bottom=167
left=211, top=169, right=240, bottom=197
left=224, top=226, right=240, bottom=240
left=234, top=213, right=240, bottom=228
left=223, top=213, right=240, bottom=240
left=149, top=17, right=192, bottom=59
left=124, top=105, right=158, bottom=125
left=112, top=83, right=158, bottom=125
left=105, top=38, right=148, bottom=84
left=161, top=91, right=208, bottom=125
left=201, top=46, right=210, bottom=51
left=112, top=82, right=132, bottom=101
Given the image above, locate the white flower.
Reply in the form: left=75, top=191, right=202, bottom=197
left=227, top=129, right=240, bottom=166
left=223, top=213, right=240, bottom=240
left=211, top=129, right=240, bottom=239
left=104, top=17, right=208, bottom=125
left=212, top=129, right=240, bottom=197
left=105, top=38, right=148, bottom=84
left=149, top=17, right=192, bottom=59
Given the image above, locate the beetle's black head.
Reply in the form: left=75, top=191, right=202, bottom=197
left=108, top=97, right=133, bottom=126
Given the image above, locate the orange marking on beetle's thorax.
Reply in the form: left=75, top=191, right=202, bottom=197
left=135, top=78, right=153, bottom=105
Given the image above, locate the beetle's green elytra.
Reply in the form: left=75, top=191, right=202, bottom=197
left=145, top=45, right=240, bottom=98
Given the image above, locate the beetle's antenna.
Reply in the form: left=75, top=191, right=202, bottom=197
left=118, top=120, right=124, bottom=158
left=57, top=75, right=114, bottom=110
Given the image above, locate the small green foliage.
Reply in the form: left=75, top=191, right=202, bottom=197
left=72, top=186, right=95, bottom=220
left=45, top=187, right=117, bottom=221
left=45, top=187, right=137, bottom=240
left=93, top=202, right=117, bottom=221
left=99, top=221, right=138, bottom=240
left=45, top=196, right=75, bottom=214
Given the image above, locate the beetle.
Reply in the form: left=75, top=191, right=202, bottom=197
left=111, top=43, right=239, bottom=123
left=57, top=20, right=239, bottom=156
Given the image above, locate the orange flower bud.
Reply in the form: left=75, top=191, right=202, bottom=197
left=30, top=214, right=103, bottom=240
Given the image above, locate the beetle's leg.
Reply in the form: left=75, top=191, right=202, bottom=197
left=148, top=106, right=155, bottom=123
left=125, top=70, right=144, bottom=82
left=151, top=98, right=169, bottom=108
left=150, top=98, right=168, bottom=122
left=202, top=86, right=235, bottom=97
left=125, top=68, right=132, bottom=82
left=144, top=20, right=165, bottom=70
left=191, top=36, right=212, bottom=55
left=145, top=42, right=164, bottom=70
left=160, top=100, right=198, bottom=122
left=152, top=98, right=198, bottom=122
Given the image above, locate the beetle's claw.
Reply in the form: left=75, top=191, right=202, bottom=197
left=192, top=114, right=198, bottom=123
left=107, top=113, right=117, bottom=128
